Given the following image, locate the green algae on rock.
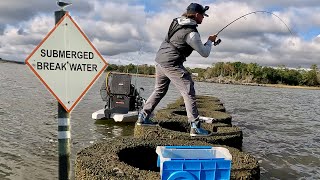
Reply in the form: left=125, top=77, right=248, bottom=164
left=166, top=95, right=224, bottom=111
left=75, top=95, right=260, bottom=180
left=155, top=108, right=231, bottom=124
left=133, top=121, right=243, bottom=150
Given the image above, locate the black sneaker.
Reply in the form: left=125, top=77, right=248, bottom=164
left=136, top=111, right=157, bottom=126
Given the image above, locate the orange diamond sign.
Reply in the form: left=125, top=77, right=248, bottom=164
left=25, top=13, right=108, bottom=112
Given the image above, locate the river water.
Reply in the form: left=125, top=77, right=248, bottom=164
left=0, top=61, right=319, bottom=180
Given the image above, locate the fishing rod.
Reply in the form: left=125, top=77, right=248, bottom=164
left=213, top=10, right=293, bottom=46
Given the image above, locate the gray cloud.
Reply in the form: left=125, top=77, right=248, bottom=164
left=92, top=38, right=150, bottom=56
left=228, top=0, right=320, bottom=8
left=0, top=0, right=319, bottom=69
left=0, top=0, right=93, bottom=25
left=0, top=24, right=5, bottom=35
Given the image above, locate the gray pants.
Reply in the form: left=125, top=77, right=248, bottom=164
left=143, top=64, right=199, bottom=122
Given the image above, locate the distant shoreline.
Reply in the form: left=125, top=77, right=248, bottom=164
left=257, top=83, right=320, bottom=90
left=2, top=61, right=319, bottom=90
left=126, top=72, right=320, bottom=90
left=203, top=81, right=320, bottom=90
left=0, top=59, right=24, bottom=64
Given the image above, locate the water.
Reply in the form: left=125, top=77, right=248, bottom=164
left=1, top=61, right=319, bottom=179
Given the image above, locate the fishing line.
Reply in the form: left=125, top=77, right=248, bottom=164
left=129, top=0, right=146, bottom=94
left=132, top=0, right=148, bottom=103
left=214, top=10, right=293, bottom=46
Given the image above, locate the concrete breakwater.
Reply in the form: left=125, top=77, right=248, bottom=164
left=75, top=95, right=260, bottom=179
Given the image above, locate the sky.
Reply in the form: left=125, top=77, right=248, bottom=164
left=0, top=0, right=319, bottom=69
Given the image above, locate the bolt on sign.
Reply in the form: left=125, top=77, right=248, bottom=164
left=25, top=13, right=108, bottom=112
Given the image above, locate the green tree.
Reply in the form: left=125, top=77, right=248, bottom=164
left=306, top=64, right=319, bottom=86
left=127, top=63, right=136, bottom=73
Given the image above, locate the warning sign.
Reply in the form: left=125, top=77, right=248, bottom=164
left=25, top=13, right=108, bottom=112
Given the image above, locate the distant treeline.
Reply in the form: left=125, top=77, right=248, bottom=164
left=106, top=62, right=320, bottom=87
left=0, top=58, right=24, bottom=64
left=106, top=63, right=155, bottom=75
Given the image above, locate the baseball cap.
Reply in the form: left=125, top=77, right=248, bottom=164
left=186, top=3, right=209, bottom=17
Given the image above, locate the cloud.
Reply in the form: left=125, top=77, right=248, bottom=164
left=229, top=0, right=320, bottom=8
left=72, top=1, right=154, bottom=56
left=0, top=1, right=51, bottom=24
left=0, top=0, right=319, bottom=69
left=199, top=2, right=293, bottom=37
left=0, top=14, right=53, bottom=60
left=0, top=0, right=93, bottom=25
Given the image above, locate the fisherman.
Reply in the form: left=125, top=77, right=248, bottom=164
left=136, top=3, right=217, bottom=136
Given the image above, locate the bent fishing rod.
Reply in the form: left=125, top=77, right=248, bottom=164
left=213, top=10, right=293, bottom=46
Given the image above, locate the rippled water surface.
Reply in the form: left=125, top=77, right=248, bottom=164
left=1, top=61, right=320, bottom=179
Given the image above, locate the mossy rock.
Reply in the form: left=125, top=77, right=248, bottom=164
left=167, top=102, right=225, bottom=112
left=75, top=137, right=259, bottom=180
left=195, top=95, right=221, bottom=101
left=197, top=98, right=224, bottom=105
left=133, top=120, right=242, bottom=150
left=167, top=95, right=223, bottom=109
left=197, top=104, right=226, bottom=112
left=198, top=108, right=231, bottom=122
left=155, top=108, right=231, bottom=125
left=174, top=95, right=222, bottom=105
left=166, top=101, right=226, bottom=109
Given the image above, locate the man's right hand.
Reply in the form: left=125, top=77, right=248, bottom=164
left=208, top=35, right=217, bottom=42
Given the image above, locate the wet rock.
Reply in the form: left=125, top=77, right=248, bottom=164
left=166, top=95, right=225, bottom=111
left=75, top=95, right=260, bottom=179
left=155, top=108, right=232, bottom=124
left=75, top=137, right=259, bottom=180
left=133, top=122, right=243, bottom=150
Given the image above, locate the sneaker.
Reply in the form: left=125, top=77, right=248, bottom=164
left=190, top=120, right=210, bottom=137
left=136, top=111, right=157, bottom=126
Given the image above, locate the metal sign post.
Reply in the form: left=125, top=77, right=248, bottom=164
left=55, top=10, right=70, bottom=180
left=58, top=103, right=70, bottom=180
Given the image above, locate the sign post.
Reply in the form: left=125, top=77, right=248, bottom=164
left=25, top=9, right=108, bottom=180
left=55, top=10, right=70, bottom=180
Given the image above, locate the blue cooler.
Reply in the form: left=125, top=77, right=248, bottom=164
left=156, top=146, right=232, bottom=180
